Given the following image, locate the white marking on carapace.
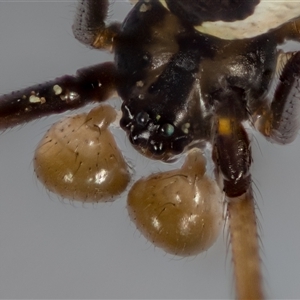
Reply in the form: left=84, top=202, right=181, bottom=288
left=197, top=1, right=300, bottom=40
left=159, top=0, right=168, bottom=10
left=159, top=0, right=300, bottom=40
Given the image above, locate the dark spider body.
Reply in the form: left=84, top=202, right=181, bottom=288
left=117, top=0, right=276, bottom=157
left=1, top=0, right=300, bottom=298
left=114, top=0, right=299, bottom=196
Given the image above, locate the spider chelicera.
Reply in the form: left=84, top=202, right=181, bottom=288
left=1, top=1, right=300, bottom=299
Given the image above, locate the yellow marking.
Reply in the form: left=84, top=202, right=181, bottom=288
left=218, top=118, right=232, bottom=135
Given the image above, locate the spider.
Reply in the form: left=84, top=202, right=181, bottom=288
left=1, top=1, right=300, bottom=299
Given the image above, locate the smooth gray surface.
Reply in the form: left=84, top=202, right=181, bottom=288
left=0, top=1, right=299, bottom=299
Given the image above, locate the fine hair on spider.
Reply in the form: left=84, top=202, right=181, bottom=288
left=1, top=1, right=300, bottom=299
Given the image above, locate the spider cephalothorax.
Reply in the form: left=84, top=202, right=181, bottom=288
left=116, top=1, right=278, bottom=162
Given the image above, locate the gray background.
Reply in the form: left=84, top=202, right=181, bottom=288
left=0, top=1, right=300, bottom=299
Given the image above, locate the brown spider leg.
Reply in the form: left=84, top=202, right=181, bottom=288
left=72, top=0, right=121, bottom=51
left=227, top=190, right=263, bottom=300
left=254, top=52, right=300, bottom=144
left=213, top=118, right=264, bottom=300
left=0, top=62, right=117, bottom=129
left=274, top=17, right=300, bottom=44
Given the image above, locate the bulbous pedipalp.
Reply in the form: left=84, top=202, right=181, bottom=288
left=127, top=149, right=224, bottom=256
left=34, top=105, right=130, bottom=203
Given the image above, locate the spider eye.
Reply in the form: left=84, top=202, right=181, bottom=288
left=136, top=111, right=150, bottom=126
left=160, top=123, right=174, bottom=137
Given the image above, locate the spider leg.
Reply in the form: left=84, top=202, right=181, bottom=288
left=72, top=0, right=121, bottom=51
left=212, top=109, right=264, bottom=298
left=0, top=0, right=122, bottom=129
left=275, top=17, right=300, bottom=44
left=254, top=51, right=300, bottom=144
left=213, top=119, right=251, bottom=198
left=0, top=62, right=117, bottom=129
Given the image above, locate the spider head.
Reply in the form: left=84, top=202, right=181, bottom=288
left=120, top=97, right=196, bottom=161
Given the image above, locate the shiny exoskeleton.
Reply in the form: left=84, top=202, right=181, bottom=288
left=0, top=0, right=299, bottom=199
